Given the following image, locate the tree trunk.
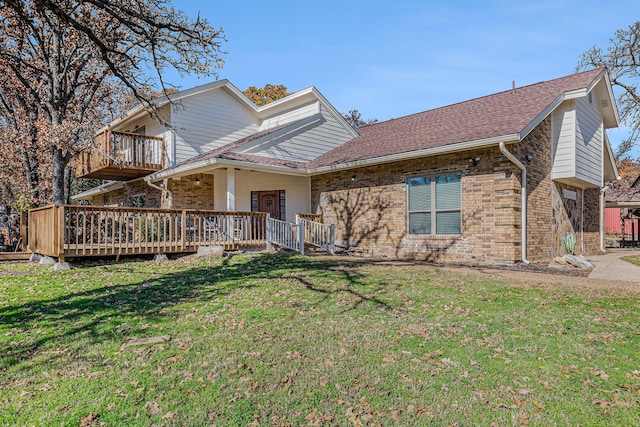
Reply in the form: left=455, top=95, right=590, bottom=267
left=64, top=166, right=73, bottom=204
left=51, top=147, right=68, bottom=205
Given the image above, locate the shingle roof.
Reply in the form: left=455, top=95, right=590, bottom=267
left=152, top=68, right=607, bottom=179
left=606, top=188, right=640, bottom=204
left=308, top=68, right=604, bottom=168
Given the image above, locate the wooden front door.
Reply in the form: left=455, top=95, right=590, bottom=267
left=252, top=190, right=284, bottom=220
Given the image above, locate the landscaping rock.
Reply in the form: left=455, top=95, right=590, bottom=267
left=29, top=253, right=43, bottom=262
left=53, top=262, right=70, bottom=271
left=564, top=254, right=594, bottom=269
left=197, top=245, right=224, bottom=258
left=553, top=256, right=568, bottom=265
left=153, top=254, right=169, bottom=262
left=39, top=256, right=55, bottom=265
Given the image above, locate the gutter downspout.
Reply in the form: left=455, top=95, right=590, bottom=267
left=499, top=142, right=531, bottom=265
left=600, top=185, right=610, bottom=252
left=146, top=178, right=173, bottom=209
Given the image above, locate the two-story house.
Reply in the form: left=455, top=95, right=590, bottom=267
left=74, top=68, right=620, bottom=263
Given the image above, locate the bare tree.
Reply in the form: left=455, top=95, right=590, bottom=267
left=577, top=21, right=640, bottom=159
left=342, top=109, right=378, bottom=129
left=0, top=1, right=225, bottom=205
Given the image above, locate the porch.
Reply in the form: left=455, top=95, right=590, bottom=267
left=25, top=206, right=334, bottom=262
left=75, top=130, right=165, bottom=180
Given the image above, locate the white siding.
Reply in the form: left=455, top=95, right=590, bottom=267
left=233, top=103, right=356, bottom=162
left=112, top=105, right=171, bottom=166
left=259, top=101, right=319, bottom=130
left=574, top=95, right=603, bottom=186
left=551, top=100, right=576, bottom=180
left=171, top=89, right=259, bottom=163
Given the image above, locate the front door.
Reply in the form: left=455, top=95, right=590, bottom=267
left=252, top=190, right=284, bottom=220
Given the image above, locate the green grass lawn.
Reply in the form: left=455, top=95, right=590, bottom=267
left=622, top=253, right=640, bottom=267
left=1, top=253, right=638, bottom=426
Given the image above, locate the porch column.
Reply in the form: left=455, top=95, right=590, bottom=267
left=226, top=168, right=235, bottom=211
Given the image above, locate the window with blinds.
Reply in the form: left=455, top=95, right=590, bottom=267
left=407, top=173, right=461, bottom=235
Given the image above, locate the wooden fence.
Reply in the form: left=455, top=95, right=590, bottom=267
left=28, top=205, right=267, bottom=261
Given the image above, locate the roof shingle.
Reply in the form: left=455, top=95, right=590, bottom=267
left=308, top=68, right=604, bottom=168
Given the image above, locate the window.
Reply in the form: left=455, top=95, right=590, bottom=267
left=407, top=173, right=461, bottom=235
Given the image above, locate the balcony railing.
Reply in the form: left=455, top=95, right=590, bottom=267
left=75, top=130, right=165, bottom=180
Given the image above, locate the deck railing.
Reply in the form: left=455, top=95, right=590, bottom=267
left=266, top=215, right=336, bottom=255
left=76, top=130, right=165, bottom=178
left=266, top=216, right=303, bottom=254
left=28, top=205, right=267, bottom=261
left=297, top=218, right=335, bottom=255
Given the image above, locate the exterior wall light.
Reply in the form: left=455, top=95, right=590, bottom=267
left=195, top=178, right=201, bottom=185
left=525, top=154, right=533, bottom=162
left=468, top=157, right=480, bottom=166
left=351, top=175, right=356, bottom=182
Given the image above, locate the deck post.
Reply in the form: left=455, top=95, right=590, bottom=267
left=181, top=210, right=186, bottom=251
left=265, top=214, right=271, bottom=250
left=55, top=205, right=65, bottom=262
left=297, top=224, right=304, bottom=255
left=329, top=224, right=335, bottom=255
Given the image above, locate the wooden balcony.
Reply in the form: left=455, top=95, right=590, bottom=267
left=75, top=130, right=165, bottom=180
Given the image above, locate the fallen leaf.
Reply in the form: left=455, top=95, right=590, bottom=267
left=143, top=401, right=162, bottom=415
left=532, top=400, right=545, bottom=410
left=79, top=412, right=99, bottom=427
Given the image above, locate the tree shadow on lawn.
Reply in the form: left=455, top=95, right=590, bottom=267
left=0, top=252, right=397, bottom=370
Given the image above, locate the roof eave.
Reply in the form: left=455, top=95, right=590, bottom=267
left=605, top=201, right=640, bottom=208
left=145, top=157, right=307, bottom=182
left=308, top=134, right=521, bottom=175
left=71, top=181, right=125, bottom=200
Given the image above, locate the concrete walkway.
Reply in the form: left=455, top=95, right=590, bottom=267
left=587, top=249, right=640, bottom=283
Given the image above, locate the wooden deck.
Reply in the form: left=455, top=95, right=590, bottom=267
left=27, top=205, right=268, bottom=261
left=0, top=252, right=32, bottom=261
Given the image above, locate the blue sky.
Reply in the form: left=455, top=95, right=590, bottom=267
left=171, top=0, right=639, bottom=153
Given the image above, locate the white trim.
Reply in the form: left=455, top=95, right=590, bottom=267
left=144, top=133, right=521, bottom=182
left=308, top=134, right=520, bottom=175
left=605, top=201, right=640, bottom=208
left=71, top=181, right=124, bottom=200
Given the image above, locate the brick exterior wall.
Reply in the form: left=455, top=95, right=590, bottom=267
left=166, top=173, right=214, bottom=210
left=311, top=117, right=603, bottom=263
left=89, top=179, right=161, bottom=208
left=88, top=173, right=215, bottom=210
left=311, top=145, right=523, bottom=263
left=551, top=184, right=600, bottom=256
